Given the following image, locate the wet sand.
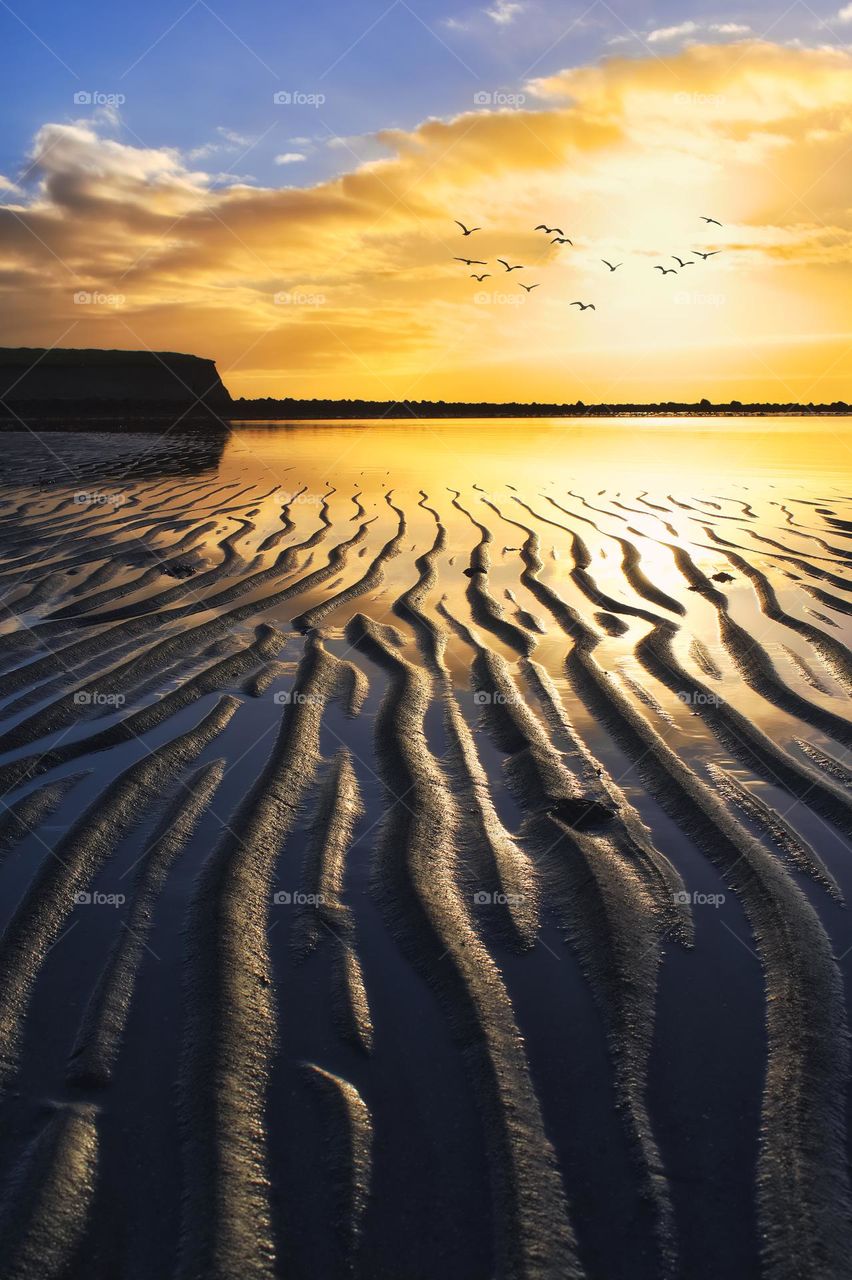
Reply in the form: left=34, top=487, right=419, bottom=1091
left=0, top=418, right=849, bottom=1280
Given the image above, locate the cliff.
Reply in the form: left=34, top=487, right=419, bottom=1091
left=0, top=348, right=232, bottom=418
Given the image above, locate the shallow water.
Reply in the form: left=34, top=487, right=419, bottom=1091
left=0, top=417, right=849, bottom=1280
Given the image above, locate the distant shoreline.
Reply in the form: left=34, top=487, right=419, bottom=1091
left=1, top=402, right=850, bottom=430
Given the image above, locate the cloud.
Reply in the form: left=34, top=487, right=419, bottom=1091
left=644, top=20, right=750, bottom=44
left=2, top=41, right=852, bottom=403
left=483, top=0, right=524, bottom=25
left=838, top=2, right=852, bottom=21
left=646, top=21, right=699, bottom=44
left=274, top=152, right=307, bottom=165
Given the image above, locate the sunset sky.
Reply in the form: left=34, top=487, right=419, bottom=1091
left=1, top=1, right=851, bottom=402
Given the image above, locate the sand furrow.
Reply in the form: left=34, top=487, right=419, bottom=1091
left=706, top=762, right=842, bottom=900
left=0, top=1103, right=99, bottom=1280
left=0, top=624, right=285, bottom=791
left=438, top=605, right=682, bottom=1270
left=177, top=636, right=355, bottom=1280
left=67, top=758, right=226, bottom=1087
left=302, top=1063, right=373, bottom=1274
left=563, top=636, right=852, bottom=1280
left=345, top=611, right=583, bottom=1280
left=668, top=544, right=852, bottom=745
left=0, top=696, right=238, bottom=1092
left=292, top=492, right=406, bottom=633
left=291, top=750, right=363, bottom=960
left=635, top=622, right=852, bottom=836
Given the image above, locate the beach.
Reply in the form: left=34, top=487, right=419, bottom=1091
left=0, top=417, right=849, bottom=1280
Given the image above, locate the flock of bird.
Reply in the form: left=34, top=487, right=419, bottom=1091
left=452, top=215, right=724, bottom=312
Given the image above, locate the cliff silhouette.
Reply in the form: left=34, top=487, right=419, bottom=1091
left=0, top=348, right=231, bottom=424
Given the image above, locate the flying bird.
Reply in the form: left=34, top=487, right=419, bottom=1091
left=455, top=257, right=487, bottom=266
left=672, top=256, right=694, bottom=267
left=551, top=237, right=573, bottom=245
left=455, top=221, right=481, bottom=235
left=471, top=273, right=490, bottom=280
left=655, top=266, right=677, bottom=275
left=701, top=216, right=723, bottom=226
left=520, top=283, right=540, bottom=292
left=692, top=249, right=721, bottom=259
left=601, top=260, right=622, bottom=271
left=571, top=301, right=596, bottom=310
left=497, top=258, right=524, bottom=271
left=535, top=224, right=564, bottom=235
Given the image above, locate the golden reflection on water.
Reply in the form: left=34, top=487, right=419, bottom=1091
left=225, top=417, right=852, bottom=494
left=211, top=417, right=852, bottom=755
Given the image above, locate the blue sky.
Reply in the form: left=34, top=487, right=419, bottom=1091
left=2, top=0, right=850, bottom=191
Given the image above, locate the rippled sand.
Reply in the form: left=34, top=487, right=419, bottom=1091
left=0, top=418, right=849, bottom=1280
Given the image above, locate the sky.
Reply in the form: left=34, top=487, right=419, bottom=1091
left=1, top=0, right=851, bottom=402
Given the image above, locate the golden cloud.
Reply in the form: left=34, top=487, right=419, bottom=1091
left=1, top=40, right=851, bottom=402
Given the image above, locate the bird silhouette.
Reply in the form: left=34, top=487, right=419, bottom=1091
left=520, top=283, right=540, bottom=292
left=497, top=258, right=524, bottom=271
left=692, top=249, right=721, bottom=259
left=672, top=256, right=694, bottom=267
left=571, top=301, right=596, bottom=310
left=701, top=216, right=723, bottom=227
left=470, top=273, right=490, bottom=280
left=455, top=221, right=481, bottom=235
left=655, top=266, right=677, bottom=275
left=601, top=259, right=622, bottom=271
left=551, top=237, right=573, bottom=245
left=535, top=224, right=564, bottom=235
left=455, top=257, right=487, bottom=266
